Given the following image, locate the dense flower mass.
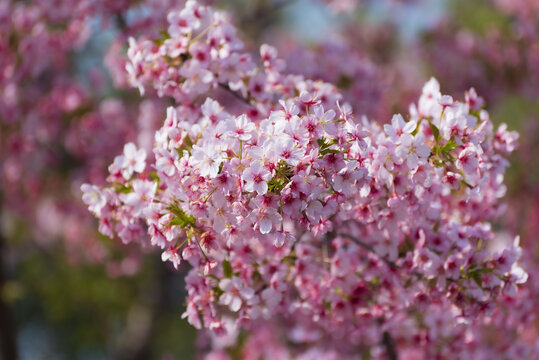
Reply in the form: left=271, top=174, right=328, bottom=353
left=80, top=1, right=535, bottom=358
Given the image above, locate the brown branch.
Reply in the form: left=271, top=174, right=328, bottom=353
left=241, top=0, right=298, bottom=33
left=382, top=331, right=398, bottom=360
left=339, top=233, right=400, bottom=270
left=0, top=197, right=18, bottom=360
left=339, top=232, right=424, bottom=279
left=114, top=262, right=168, bottom=360
left=218, top=82, right=254, bottom=107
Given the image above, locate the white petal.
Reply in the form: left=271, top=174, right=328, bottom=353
left=230, top=296, right=242, bottom=312
left=259, top=216, right=272, bottom=234
left=407, top=154, right=419, bottom=169
left=416, top=145, right=431, bottom=158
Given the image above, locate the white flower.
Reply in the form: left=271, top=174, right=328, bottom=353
left=81, top=184, right=106, bottom=216
left=121, top=180, right=157, bottom=216
left=225, top=114, right=256, bottom=141
left=161, top=247, right=181, bottom=270
left=384, top=114, right=416, bottom=141
left=191, top=144, right=223, bottom=178
left=219, top=277, right=255, bottom=312
left=242, top=161, right=272, bottom=195
left=121, top=142, right=147, bottom=179
left=396, top=133, right=431, bottom=169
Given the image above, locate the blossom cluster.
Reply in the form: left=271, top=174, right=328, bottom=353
left=82, top=1, right=532, bottom=357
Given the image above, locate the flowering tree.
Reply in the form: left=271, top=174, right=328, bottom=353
left=81, top=1, right=536, bottom=358
left=0, top=0, right=177, bottom=358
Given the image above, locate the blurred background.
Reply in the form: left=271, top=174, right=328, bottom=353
left=1, top=0, right=538, bottom=359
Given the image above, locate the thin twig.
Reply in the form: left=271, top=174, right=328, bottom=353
left=218, top=82, right=254, bottom=107
left=339, top=233, right=423, bottom=279
left=339, top=233, right=400, bottom=270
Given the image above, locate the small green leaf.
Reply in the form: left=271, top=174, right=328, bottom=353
left=467, top=267, right=493, bottom=287
left=441, top=139, right=458, bottom=153
left=428, top=122, right=441, bottom=143
left=115, top=184, right=132, bottom=194
left=222, top=260, right=233, bottom=279
left=410, top=120, right=422, bottom=136
left=267, top=161, right=293, bottom=194
left=319, top=148, right=340, bottom=156
left=212, top=286, right=224, bottom=298
left=159, top=30, right=171, bottom=40
left=398, top=237, right=414, bottom=258
left=167, top=204, right=196, bottom=228
left=176, top=135, right=194, bottom=156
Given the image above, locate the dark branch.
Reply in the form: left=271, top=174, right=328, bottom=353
left=382, top=331, right=398, bottom=360
left=0, top=196, right=18, bottom=360
left=115, top=12, right=128, bottom=32
left=339, top=233, right=423, bottom=279
left=339, top=233, right=400, bottom=270
left=218, top=82, right=254, bottom=107
left=242, top=0, right=298, bottom=30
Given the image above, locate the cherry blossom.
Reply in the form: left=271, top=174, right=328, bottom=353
left=79, top=1, right=536, bottom=359
left=241, top=162, right=272, bottom=195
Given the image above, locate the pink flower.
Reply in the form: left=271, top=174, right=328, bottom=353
left=121, top=179, right=157, bottom=216
left=250, top=201, right=282, bottom=234
left=219, top=277, right=255, bottom=312
left=242, top=161, right=272, bottom=195
left=202, top=98, right=229, bottom=124
left=120, top=142, right=147, bottom=180
left=81, top=184, right=107, bottom=216
left=164, top=36, right=189, bottom=58
left=155, top=148, right=179, bottom=176
left=225, top=114, right=255, bottom=141
left=275, top=138, right=303, bottom=166
left=167, top=2, right=202, bottom=36
left=191, top=144, right=223, bottom=178
left=456, top=144, right=480, bottom=181
left=162, top=246, right=181, bottom=269
left=396, top=133, right=431, bottom=169
left=384, top=114, right=416, bottom=141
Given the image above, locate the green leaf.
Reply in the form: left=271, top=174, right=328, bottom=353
left=222, top=260, right=233, bottom=279
left=148, top=171, right=160, bottom=182
left=441, top=139, right=458, bottom=153
left=317, top=137, right=340, bottom=157
left=212, top=286, right=224, bottom=298
left=115, top=184, right=132, bottom=194
left=428, top=121, right=441, bottom=143
left=319, top=148, right=340, bottom=156
left=398, top=237, right=414, bottom=258
left=159, top=30, right=171, bottom=40
left=467, top=267, right=493, bottom=287
left=410, top=120, right=422, bottom=136
left=166, top=204, right=196, bottom=228
left=267, top=161, right=293, bottom=194
left=177, top=135, right=194, bottom=156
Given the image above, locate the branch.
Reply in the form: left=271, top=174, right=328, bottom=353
left=242, top=0, right=298, bottom=31
left=339, top=233, right=423, bottom=279
left=0, top=198, right=18, bottom=360
left=218, top=82, right=254, bottom=107
left=382, top=331, right=398, bottom=360
left=115, top=12, right=128, bottom=32
left=115, top=261, right=169, bottom=360
left=339, top=233, right=400, bottom=270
